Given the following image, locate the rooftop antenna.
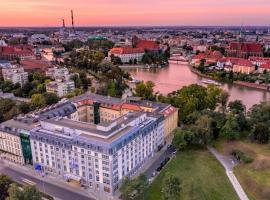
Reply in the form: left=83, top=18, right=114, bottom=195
left=71, top=10, right=74, bottom=32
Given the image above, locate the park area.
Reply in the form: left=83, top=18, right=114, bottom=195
left=217, top=141, right=270, bottom=200
left=139, top=149, right=238, bottom=200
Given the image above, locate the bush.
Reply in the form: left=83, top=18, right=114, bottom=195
left=231, top=149, right=254, bottom=164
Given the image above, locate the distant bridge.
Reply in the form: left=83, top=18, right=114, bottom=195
left=169, top=54, right=189, bottom=64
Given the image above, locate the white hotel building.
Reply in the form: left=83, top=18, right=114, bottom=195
left=30, top=111, right=164, bottom=195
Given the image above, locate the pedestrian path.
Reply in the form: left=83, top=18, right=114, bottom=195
left=208, top=147, right=249, bottom=200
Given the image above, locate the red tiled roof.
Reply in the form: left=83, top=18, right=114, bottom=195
left=121, top=103, right=142, bottom=111
left=0, top=45, right=34, bottom=56
left=249, top=56, right=270, bottom=62
left=20, top=59, right=52, bottom=71
left=135, top=40, right=159, bottom=50
left=235, top=59, right=253, bottom=67
left=161, top=106, right=177, bottom=117
left=229, top=42, right=263, bottom=53
left=109, top=47, right=144, bottom=55
left=260, top=63, right=270, bottom=69
left=193, top=53, right=206, bottom=60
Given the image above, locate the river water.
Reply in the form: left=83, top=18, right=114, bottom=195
left=126, top=63, right=270, bottom=110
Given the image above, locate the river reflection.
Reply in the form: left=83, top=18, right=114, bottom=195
left=125, top=63, right=270, bottom=110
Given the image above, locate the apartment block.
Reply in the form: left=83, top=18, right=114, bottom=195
left=0, top=117, right=37, bottom=165
left=46, top=80, right=75, bottom=97
left=2, top=65, right=28, bottom=86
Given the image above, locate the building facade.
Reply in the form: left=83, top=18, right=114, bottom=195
left=2, top=65, right=28, bottom=86
left=226, top=42, right=263, bottom=58
left=46, top=80, right=75, bottom=97
left=71, top=93, right=178, bottom=138
left=108, top=47, right=145, bottom=63
left=0, top=118, right=37, bottom=165
left=30, top=112, right=164, bottom=195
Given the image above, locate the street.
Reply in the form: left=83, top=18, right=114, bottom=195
left=0, top=162, right=94, bottom=200
left=144, top=145, right=175, bottom=179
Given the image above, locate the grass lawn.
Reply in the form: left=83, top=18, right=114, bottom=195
left=139, top=149, right=238, bottom=200
left=217, top=140, right=270, bottom=200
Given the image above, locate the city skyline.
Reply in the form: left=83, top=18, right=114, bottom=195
left=1, top=0, right=270, bottom=27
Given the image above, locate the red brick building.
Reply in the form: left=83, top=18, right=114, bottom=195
left=132, top=36, right=159, bottom=52
left=0, top=45, right=34, bottom=61
left=226, top=42, right=263, bottom=59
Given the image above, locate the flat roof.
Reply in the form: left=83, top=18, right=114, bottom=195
left=71, top=92, right=125, bottom=105
left=43, top=112, right=144, bottom=140
left=1, top=118, right=39, bottom=132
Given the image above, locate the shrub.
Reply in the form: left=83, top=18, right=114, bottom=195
left=231, top=149, right=254, bottom=164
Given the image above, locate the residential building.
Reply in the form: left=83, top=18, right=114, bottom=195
left=0, top=117, right=38, bottom=165
left=2, top=65, right=28, bottom=86
left=30, top=34, right=50, bottom=44
left=249, top=56, right=270, bottom=67
left=232, top=59, right=255, bottom=74
left=46, top=67, right=72, bottom=81
left=30, top=111, right=164, bottom=195
left=259, top=63, right=270, bottom=73
left=191, top=51, right=223, bottom=67
left=0, top=100, right=76, bottom=165
left=46, top=80, right=75, bottom=97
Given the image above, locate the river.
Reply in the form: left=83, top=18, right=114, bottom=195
left=125, top=63, right=270, bottom=110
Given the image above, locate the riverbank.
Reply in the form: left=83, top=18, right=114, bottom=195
left=120, top=64, right=166, bottom=69
left=190, top=67, right=270, bottom=92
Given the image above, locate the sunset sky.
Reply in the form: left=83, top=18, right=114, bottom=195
left=0, top=0, right=270, bottom=27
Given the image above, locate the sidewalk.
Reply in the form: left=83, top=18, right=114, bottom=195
left=208, top=147, right=249, bottom=200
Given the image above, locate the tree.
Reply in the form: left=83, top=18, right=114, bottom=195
left=119, top=177, right=133, bottom=200
left=252, top=123, right=270, bottom=144
left=221, top=115, right=240, bottom=140
left=18, top=102, right=31, bottom=114
left=228, top=100, right=246, bottom=114
left=6, top=184, right=42, bottom=200
left=107, top=80, right=116, bottom=97
left=119, top=174, right=148, bottom=200
left=43, top=93, right=59, bottom=105
left=111, top=55, right=122, bottom=65
left=162, top=173, right=182, bottom=200
left=6, top=183, right=23, bottom=200
left=172, top=129, right=187, bottom=151
left=192, top=115, right=213, bottom=145
left=31, top=94, right=46, bottom=108
left=0, top=174, right=12, bottom=200
left=248, top=102, right=270, bottom=126
left=206, top=85, right=222, bottom=110
left=219, top=91, right=230, bottom=115
left=22, top=186, right=42, bottom=200
left=135, top=81, right=155, bottom=100
left=167, top=84, right=209, bottom=122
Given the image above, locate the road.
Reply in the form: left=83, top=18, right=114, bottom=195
left=144, top=145, right=175, bottom=179
left=0, top=162, right=94, bottom=200
left=208, top=147, right=249, bottom=200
